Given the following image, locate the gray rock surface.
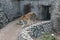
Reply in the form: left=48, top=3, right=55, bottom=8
left=0, top=0, right=20, bottom=28
left=18, top=21, right=53, bottom=40
left=0, top=8, right=8, bottom=29
left=0, top=0, right=20, bottom=21
left=51, top=0, right=60, bottom=33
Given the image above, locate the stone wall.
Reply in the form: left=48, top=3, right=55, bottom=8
left=0, top=8, right=8, bottom=29
left=0, top=0, right=20, bottom=28
left=0, top=2, right=8, bottom=28
left=0, top=0, right=20, bottom=21
left=18, top=21, right=53, bottom=40
left=51, top=0, right=60, bottom=33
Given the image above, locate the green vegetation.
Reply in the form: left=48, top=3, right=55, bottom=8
left=41, top=32, right=56, bottom=40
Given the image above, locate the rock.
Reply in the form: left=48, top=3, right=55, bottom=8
left=18, top=21, right=53, bottom=40
left=0, top=9, right=8, bottom=29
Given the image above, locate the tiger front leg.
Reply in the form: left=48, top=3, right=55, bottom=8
left=27, top=20, right=32, bottom=25
left=21, top=20, right=27, bottom=28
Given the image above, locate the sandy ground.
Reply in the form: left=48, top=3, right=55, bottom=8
left=55, top=34, right=60, bottom=40
left=0, top=19, right=22, bottom=40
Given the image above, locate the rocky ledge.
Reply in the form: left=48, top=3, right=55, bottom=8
left=18, top=21, right=53, bottom=40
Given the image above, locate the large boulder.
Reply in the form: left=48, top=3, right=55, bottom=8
left=18, top=21, right=53, bottom=40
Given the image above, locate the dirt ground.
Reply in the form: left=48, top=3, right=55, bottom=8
left=55, top=34, right=60, bottom=40
left=0, top=19, right=23, bottom=40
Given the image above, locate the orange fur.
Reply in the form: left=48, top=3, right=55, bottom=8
left=19, top=12, right=36, bottom=21
left=18, top=12, right=37, bottom=26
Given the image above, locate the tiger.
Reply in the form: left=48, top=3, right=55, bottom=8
left=17, top=12, right=37, bottom=27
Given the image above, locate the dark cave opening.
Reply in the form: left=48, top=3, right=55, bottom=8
left=41, top=5, right=51, bottom=20
left=24, top=4, right=31, bottom=14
